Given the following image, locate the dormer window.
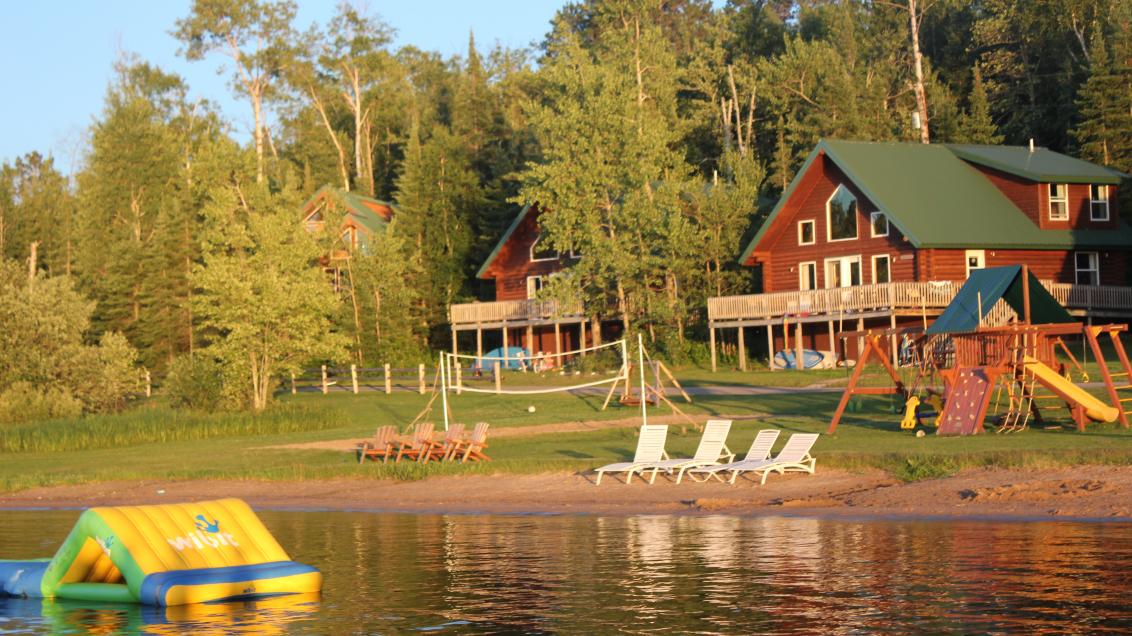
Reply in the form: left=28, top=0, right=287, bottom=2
left=1048, top=183, right=1069, bottom=221
left=826, top=185, right=858, bottom=242
left=1090, top=185, right=1110, bottom=221
left=530, top=233, right=559, bottom=261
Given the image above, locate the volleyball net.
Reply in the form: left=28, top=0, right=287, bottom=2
left=441, top=339, right=629, bottom=396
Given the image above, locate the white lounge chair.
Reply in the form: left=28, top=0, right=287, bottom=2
left=696, top=432, right=818, bottom=485
left=634, top=420, right=736, bottom=484
left=594, top=425, right=669, bottom=485
left=688, top=429, right=781, bottom=483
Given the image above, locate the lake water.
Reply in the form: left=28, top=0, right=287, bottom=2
left=1, top=509, right=1131, bottom=634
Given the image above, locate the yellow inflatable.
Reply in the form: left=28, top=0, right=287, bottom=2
left=0, top=498, right=321, bottom=606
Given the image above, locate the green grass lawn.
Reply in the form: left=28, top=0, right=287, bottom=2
left=1, top=384, right=1130, bottom=493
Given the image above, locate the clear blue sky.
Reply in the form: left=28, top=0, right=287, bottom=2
left=0, top=0, right=564, bottom=174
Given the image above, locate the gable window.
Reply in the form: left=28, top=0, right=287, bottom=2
left=799, top=261, right=817, bottom=290
left=872, top=254, right=891, bottom=284
left=870, top=212, right=888, bottom=238
left=341, top=227, right=358, bottom=250
left=798, top=220, right=816, bottom=246
left=530, top=233, right=559, bottom=262
left=1090, top=185, right=1110, bottom=221
left=1048, top=183, right=1069, bottom=221
left=965, top=249, right=985, bottom=278
left=1075, top=252, right=1099, bottom=285
left=826, top=185, right=858, bottom=242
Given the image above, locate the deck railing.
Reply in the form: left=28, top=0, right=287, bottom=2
left=707, top=280, right=1132, bottom=323
left=450, top=298, right=585, bottom=325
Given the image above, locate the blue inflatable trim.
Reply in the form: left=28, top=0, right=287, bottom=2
left=140, top=561, right=319, bottom=606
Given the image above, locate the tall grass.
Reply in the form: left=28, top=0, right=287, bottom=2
left=0, top=405, right=342, bottom=453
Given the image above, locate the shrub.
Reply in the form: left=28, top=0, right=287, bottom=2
left=0, top=382, right=83, bottom=426
left=162, top=355, right=224, bottom=411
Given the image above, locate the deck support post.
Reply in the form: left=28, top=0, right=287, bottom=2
left=766, top=323, right=775, bottom=371
left=827, top=321, right=835, bottom=356
left=526, top=324, right=534, bottom=362
left=502, top=323, right=510, bottom=369
left=476, top=327, right=483, bottom=360
left=890, top=313, right=898, bottom=367
left=856, top=318, right=864, bottom=364
left=738, top=325, right=747, bottom=371
left=709, top=324, right=717, bottom=373
left=795, top=321, right=804, bottom=371
left=554, top=320, right=562, bottom=358
left=451, top=327, right=458, bottom=359
left=580, top=320, right=587, bottom=356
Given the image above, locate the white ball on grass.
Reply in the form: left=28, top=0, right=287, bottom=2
left=528, top=405, right=537, bottom=413
left=915, top=430, right=926, bottom=438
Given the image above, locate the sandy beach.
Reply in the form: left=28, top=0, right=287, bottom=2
left=3, top=465, right=1132, bottom=521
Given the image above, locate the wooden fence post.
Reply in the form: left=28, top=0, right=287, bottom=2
left=144, top=369, right=152, bottom=398
left=494, top=361, right=501, bottom=395
left=321, top=365, right=329, bottom=394
left=291, top=372, right=297, bottom=395
left=384, top=363, right=392, bottom=394
left=418, top=363, right=426, bottom=394
left=350, top=364, right=359, bottom=394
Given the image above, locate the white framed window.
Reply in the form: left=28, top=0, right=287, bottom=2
left=526, top=275, right=545, bottom=298
left=872, top=254, right=891, bottom=284
left=965, top=249, right=985, bottom=278
left=824, top=255, right=862, bottom=288
left=870, top=212, right=889, bottom=238
left=798, top=220, right=816, bottom=246
left=826, top=185, right=858, bottom=242
left=798, top=261, right=817, bottom=290
left=1048, top=183, right=1069, bottom=221
left=1075, top=252, right=1099, bottom=285
left=1090, top=185, right=1110, bottom=221
left=341, top=226, right=358, bottom=250
left=530, top=233, right=559, bottom=262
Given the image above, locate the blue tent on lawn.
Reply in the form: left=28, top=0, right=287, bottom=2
left=926, top=265, right=1074, bottom=334
left=474, top=346, right=532, bottom=371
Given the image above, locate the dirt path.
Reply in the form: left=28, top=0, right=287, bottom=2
left=5, top=466, right=1132, bottom=521
left=264, top=412, right=768, bottom=452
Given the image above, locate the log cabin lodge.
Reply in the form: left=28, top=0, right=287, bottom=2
left=448, top=139, right=1132, bottom=369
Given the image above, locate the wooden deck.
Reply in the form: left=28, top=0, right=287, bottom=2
left=708, top=281, right=1132, bottom=327
left=449, top=298, right=585, bottom=329
left=706, top=280, right=1132, bottom=372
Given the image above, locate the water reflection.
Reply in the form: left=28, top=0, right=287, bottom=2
left=1, top=510, right=1131, bottom=634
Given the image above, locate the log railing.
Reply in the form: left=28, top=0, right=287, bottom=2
left=450, top=298, right=585, bottom=325
left=708, top=280, right=1132, bottom=323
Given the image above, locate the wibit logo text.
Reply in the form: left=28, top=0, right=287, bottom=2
left=166, top=516, right=240, bottom=551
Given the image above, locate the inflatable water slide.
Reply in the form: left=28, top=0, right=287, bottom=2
left=0, top=498, right=321, bottom=606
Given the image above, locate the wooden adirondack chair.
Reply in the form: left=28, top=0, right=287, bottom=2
left=424, top=423, right=466, bottom=462
left=357, top=425, right=399, bottom=464
left=454, top=422, right=491, bottom=463
left=394, top=422, right=436, bottom=463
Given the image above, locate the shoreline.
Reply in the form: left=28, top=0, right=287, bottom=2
left=3, top=465, right=1132, bottom=522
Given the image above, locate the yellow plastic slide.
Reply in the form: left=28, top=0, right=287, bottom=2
left=1022, top=356, right=1119, bottom=423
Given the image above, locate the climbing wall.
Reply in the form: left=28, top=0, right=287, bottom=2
left=937, top=367, right=995, bottom=436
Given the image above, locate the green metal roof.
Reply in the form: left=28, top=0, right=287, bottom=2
left=738, top=140, right=1132, bottom=264
left=927, top=266, right=1073, bottom=334
left=947, top=144, right=1128, bottom=185
left=301, top=186, right=393, bottom=236
left=476, top=204, right=533, bottom=279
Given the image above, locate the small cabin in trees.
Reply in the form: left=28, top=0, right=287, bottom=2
left=300, top=186, right=394, bottom=289
left=708, top=139, right=1132, bottom=370
left=448, top=204, right=588, bottom=360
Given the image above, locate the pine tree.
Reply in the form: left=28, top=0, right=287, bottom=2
left=959, top=65, right=1005, bottom=144
left=1074, top=30, right=1132, bottom=170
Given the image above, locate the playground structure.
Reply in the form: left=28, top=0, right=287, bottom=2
left=0, top=499, right=321, bottom=606
left=829, top=266, right=1131, bottom=436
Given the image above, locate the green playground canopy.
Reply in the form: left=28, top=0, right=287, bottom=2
left=927, top=266, right=1074, bottom=334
